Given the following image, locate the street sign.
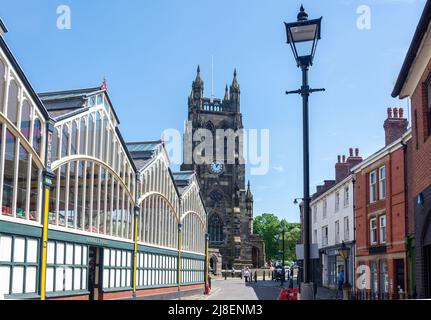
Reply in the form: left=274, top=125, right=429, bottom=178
left=295, top=244, right=319, bottom=260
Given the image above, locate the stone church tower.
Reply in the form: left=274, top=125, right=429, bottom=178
left=181, top=66, right=265, bottom=269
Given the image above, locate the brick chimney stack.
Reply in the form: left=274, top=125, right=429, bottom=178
left=335, top=148, right=363, bottom=182
left=384, top=107, right=408, bottom=145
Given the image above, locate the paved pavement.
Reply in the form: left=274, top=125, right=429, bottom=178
left=172, top=278, right=340, bottom=300
left=180, top=279, right=287, bottom=300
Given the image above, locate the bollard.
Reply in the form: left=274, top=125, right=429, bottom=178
left=263, top=270, right=265, bottom=281
left=254, top=271, right=257, bottom=283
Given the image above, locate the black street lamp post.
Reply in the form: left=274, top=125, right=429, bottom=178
left=284, top=5, right=324, bottom=300
left=339, top=242, right=352, bottom=300
left=282, top=223, right=286, bottom=286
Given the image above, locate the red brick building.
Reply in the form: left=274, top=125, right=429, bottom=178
left=392, top=0, right=431, bottom=298
left=353, top=108, right=411, bottom=299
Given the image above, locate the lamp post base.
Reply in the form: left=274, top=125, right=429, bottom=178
left=300, top=282, right=315, bottom=300
left=342, top=284, right=352, bottom=300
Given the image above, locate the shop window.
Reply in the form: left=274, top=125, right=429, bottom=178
left=7, top=79, right=18, bottom=126
left=46, top=241, right=88, bottom=293
left=0, top=234, right=39, bottom=297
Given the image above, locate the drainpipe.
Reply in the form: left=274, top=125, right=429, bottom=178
left=352, top=175, right=356, bottom=291
left=401, top=140, right=410, bottom=297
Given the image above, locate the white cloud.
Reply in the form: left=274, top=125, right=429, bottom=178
left=272, top=165, right=285, bottom=173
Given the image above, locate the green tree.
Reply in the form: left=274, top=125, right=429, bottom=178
left=253, top=214, right=301, bottom=264
left=253, top=213, right=281, bottom=261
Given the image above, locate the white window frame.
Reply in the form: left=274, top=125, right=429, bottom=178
left=323, top=199, right=327, bottom=219
left=335, top=220, right=340, bottom=244
left=370, top=171, right=377, bottom=203
left=335, top=192, right=340, bottom=212
left=370, top=218, right=377, bottom=245
left=344, top=186, right=349, bottom=207
left=379, top=166, right=386, bottom=200
left=343, top=216, right=349, bottom=241
left=379, top=215, right=386, bottom=244
left=322, top=226, right=328, bottom=246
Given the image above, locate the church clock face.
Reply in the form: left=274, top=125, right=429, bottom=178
left=209, top=161, right=224, bottom=174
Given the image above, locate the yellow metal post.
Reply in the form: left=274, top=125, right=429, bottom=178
left=177, top=223, right=182, bottom=296
left=40, top=186, right=50, bottom=300
left=132, top=205, right=139, bottom=299
left=40, top=169, right=54, bottom=301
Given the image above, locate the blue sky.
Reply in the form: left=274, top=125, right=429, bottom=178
left=1, top=0, right=425, bottom=222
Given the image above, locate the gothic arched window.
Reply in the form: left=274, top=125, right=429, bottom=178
left=208, top=214, right=223, bottom=244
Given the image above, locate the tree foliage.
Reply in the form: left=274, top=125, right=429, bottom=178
left=253, top=213, right=301, bottom=264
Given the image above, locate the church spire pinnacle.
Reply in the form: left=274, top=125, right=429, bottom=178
left=224, top=84, right=229, bottom=101
left=232, top=68, right=239, bottom=88
left=191, top=65, right=204, bottom=101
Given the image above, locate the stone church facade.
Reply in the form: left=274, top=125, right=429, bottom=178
left=181, top=67, right=265, bottom=269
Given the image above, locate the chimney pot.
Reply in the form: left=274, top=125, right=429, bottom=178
left=342, top=155, right=346, bottom=163
left=399, top=108, right=404, bottom=118
left=355, top=148, right=359, bottom=157
left=393, top=107, right=399, bottom=118
left=337, top=155, right=341, bottom=163
left=387, top=107, right=392, bottom=118
left=349, top=148, right=353, bottom=157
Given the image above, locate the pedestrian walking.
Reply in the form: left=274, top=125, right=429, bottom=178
left=243, top=267, right=250, bottom=283
left=337, top=268, right=344, bottom=299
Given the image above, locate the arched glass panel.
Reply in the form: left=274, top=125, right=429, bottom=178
left=48, top=168, right=58, bottom=225
left=61, top=124, right=69, bottom=158
left=16, top=144, right=29, bottom=219
left=99, top=168, right=106, bottom=234
left=0, top=60, right=5, bottom=113
left=77, top=160, right=85, bottom=229
left=29, top=160, right=39, bottom=221
left=7, top=80, right=19, bottom=125
left=87, top=114, right=94, bottom=156
left=79, top=117, right=86, bottom=155
left=58, top=165, right=67, bottom=226
left=70, top=121, right=78, bottom=155
left=2, top=129, right=16, bottom=216
left=92, top=164, right=100, bottom=233
left=33, top=118, right=42, bottom=157
left=20, top=100, right=31, bottom=141
left=67, top=161, right=76, bottom=228
left=51, top=128, right=59, bottom=164
left=95, top=112, right=101, bottom=159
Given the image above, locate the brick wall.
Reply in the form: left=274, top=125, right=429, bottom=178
left=409, top=59, right=431, bottom=298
